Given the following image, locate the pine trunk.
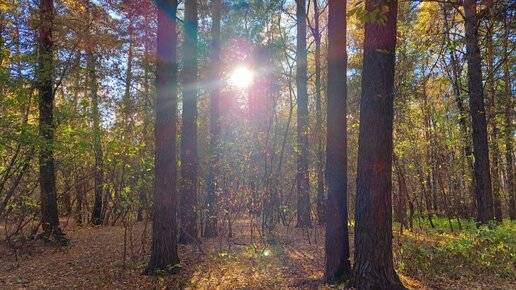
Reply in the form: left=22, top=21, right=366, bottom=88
left=463, top=0, right=494, bottom=225
left=486, top=2, right=502, bottom=222
left=87, top=4, right=104, bottom=225
left=503, top=14, right=515, bottom=220
left=145, top=0, right=180, bottom=274
left=295, top=0, right=312, bottom=228
left=313, top=0, right=325, bottom=226
left=179, top=0, right=199, bottom=244
left=325, top=0, right=351, bottom=283
left=350, top=0, right=405, bottom=288
left=204, top=0, right=221, bottom=238
left=38, top=0, right=62, bottom=239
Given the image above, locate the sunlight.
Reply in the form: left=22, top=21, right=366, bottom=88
left=262, top=249, right=271, bottom=257
left=229, top=66, right=254, bottom=89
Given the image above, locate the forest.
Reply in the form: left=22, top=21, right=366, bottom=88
left=0, top=0, right=515, bottom=289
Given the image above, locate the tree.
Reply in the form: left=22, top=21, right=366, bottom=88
left=204, top=0, right=222, bottom=238
left=145, top=0, right=180, bottom=274
left=295, top=0, right=312, bottom=228
left=463, top=0, right=494, bottom=225
left=503, top=10, right=515, bottom=220
left=310, top=0, right=325, bottom=226
left=38, top=0, right=63, bottom=240
left=350, top=0, right=405, bottom=288
left=485, top=0, right=502, bottom=222
left=179, top=0, right=199, bottom=244
left=325, top=0, right=351, bottom=283
left=87, top=2, right=104, bottom=226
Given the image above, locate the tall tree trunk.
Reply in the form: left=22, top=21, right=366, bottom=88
left=179, top=0, right=199, bottom=244
left=503, top=13, right=515, bottom=220
left=123, top=16, right=134, bottom=129
left=421, top=60, right=436, bottom=217
left=137, top=0, right=152, bottom=223
left=145, top=0, right=180, bottom=274
left=486, top=1, right=502, bottom=222
left=313, top=0, right=325, bottom=226
left=442, top=6, right=475, bottom=217
left=87, top=4, right=104, bottom=225
left=295, top=0, right=312, bottom=228
left=324, top=0, right=351, bottom=283
left=463, top=0, right=494, bottom=225
left=204, top=0, right=221, bottom=238
left=350, top=0, right=405, bottom=288
left=38, top=0, right=63, bottom=239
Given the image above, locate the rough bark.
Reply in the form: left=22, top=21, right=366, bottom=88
left=145, top=0, right=180, bottom=274
left=38, top=0, right=63, bottom=240
left=295, top=0, right=312, bottom=228
left=324, top=0, right=351, bottom=283
left=204, top=0, right=221, bottom=238
left=179, top=0, right=199, bottom=244
left=350, top=0, right=405, bottom=288
left=463, top=0, right=494, bottom=225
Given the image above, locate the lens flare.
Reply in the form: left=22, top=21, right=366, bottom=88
left=229, top=66, right=254, bottom=89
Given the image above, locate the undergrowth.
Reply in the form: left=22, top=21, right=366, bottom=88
left=396, top=218, right=516, bottom=283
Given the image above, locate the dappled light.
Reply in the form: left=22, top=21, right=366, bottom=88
left=1, top=0, right=514, bottom=289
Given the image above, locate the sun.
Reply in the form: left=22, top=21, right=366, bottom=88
left=229, top=66, right=254, bottom=89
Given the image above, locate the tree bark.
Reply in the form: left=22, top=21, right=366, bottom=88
left=324, top=0, right=351, bottom=283
left=486, top=1, right=502, bottom=222
left=204, top=0, right=222, bottom=238
left=38, top=0, right=63, bottom=239
left=442, top=6, right=475, bottom=218
left=463, top=0, right=494, bottom=225
left=313, top=0, right=325, bottom=226
left=350, top=0, right=405, bottom=288
left=503, top=13, right=515, bottom=220
left=87, top=3, right=104, bottom=226
left=179, top=0, right=199, bottom=244
left=145, top=0, right=180, bottom=274
left=295, top=0, right=312, bottom=228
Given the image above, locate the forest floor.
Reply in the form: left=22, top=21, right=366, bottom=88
left=0, top=217, right=515, bottom=289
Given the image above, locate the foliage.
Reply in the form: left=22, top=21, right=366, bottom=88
left=396, top=219, right=516, bottom=283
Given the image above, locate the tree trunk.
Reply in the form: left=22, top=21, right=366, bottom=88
left=295, top=0, right=312, bottom=228
left=313, top=0, right=325, bottom=226
left=87, top=3, right=104, bottom=225
left=463, top=0, right=494, bottom=225
left=145, top=0, right=180, bottom=274
left=394, top=155, right=408, bottom=231
left=324, top=0, right=351, bottom=283
left=179, top=0, right=199, bottom=244
left=442, top=6, right=475, bottom=218
left=503, top=13, right=515, bottom=220
left=486, top=1, right=502, bottom=222
left=122, top=16, right=134, bottom=129
left=38, top=0, right=63, bottom=240
left=350, top=0, right=405, bottom=288
left=137, top=0, right=152, bottom=223
left=75, top=173, right=85, bottom=225
left=204, top=0, right=221, bottom=238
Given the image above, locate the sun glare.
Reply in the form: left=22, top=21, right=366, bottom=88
left=229, top=66, right=254, bottom=89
